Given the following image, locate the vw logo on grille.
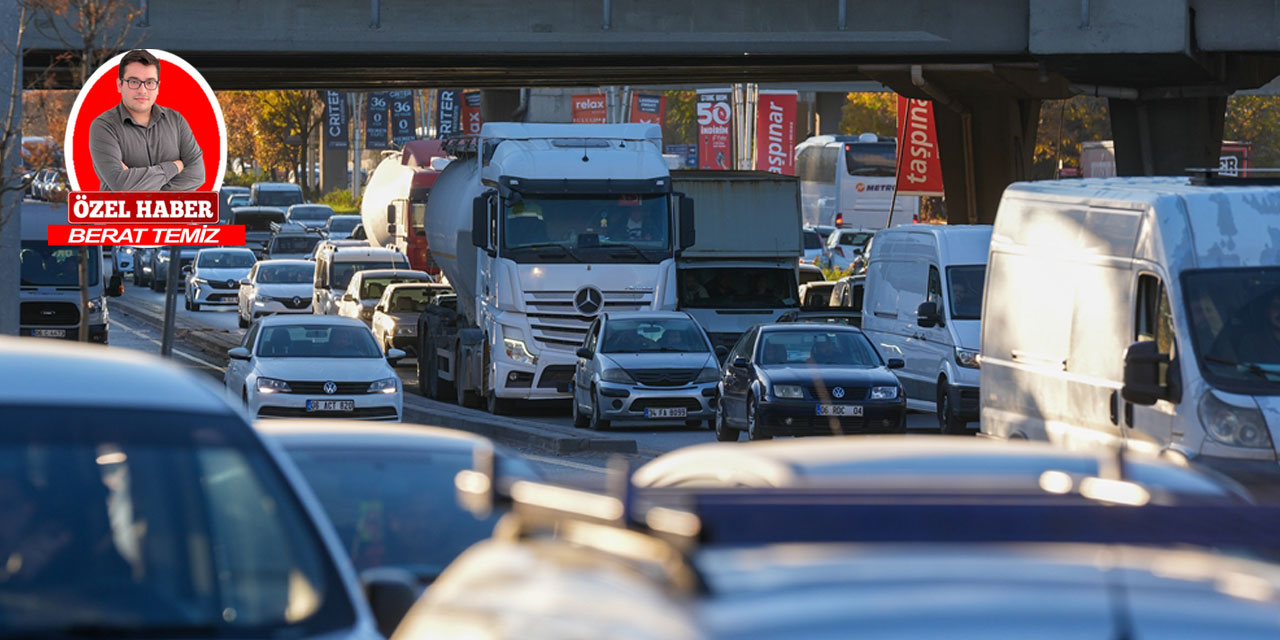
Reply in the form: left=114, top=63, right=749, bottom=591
left=323, top=381, right=337, bottom=395
left=573, top=286, right=603, bottom=315
left=832, top=386, right=845, bottom=399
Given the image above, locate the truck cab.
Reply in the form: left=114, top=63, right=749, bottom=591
left=19, top=202, right=122, bottom=343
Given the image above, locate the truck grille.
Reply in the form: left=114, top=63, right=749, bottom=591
left=627, top=368, right=699, bottom=387
left=524, top=290, right=652, bottom=351
left=707, top=332, right=743, bottom=354
left=536, top=365, right=575, bottom=389
left=21, top=302, right=80, bottom=326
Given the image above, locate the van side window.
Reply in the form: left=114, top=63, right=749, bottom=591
left=1136, top=274, right=1174, bottom=356
left=927, top=266, right=943, bottom=305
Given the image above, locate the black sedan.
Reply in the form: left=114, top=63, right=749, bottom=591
left=716, top=324, right=906, bottom=441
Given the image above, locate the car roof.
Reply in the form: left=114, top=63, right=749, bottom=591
left=255, top=419, right=492, bottom=453
left=198, top=247, right=255, bottom=255
left=253, top=182, right=300, bottom=189
left=288, top=203, right=332, bottom=210
left=0, top=337, right=236, bottom=414
left=798, top=264, right=823, bottom=273
left=323, top=247, right=406, bottom=260
left=256, top=314, right=369, bottom=327
left=757, top=323, right=860, bottom=335
left=329, top=214, right=361, bottom=220
left=354, top=269, right=431, bottom=280
left=257, top=258, right=314, bottom=267
left=603, top=310, right=695, bottom=321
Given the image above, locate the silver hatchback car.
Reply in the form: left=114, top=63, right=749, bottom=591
left=572, top=311, right=722, bottom=430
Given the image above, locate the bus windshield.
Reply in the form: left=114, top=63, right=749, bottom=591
left=20, top=241, right=100, bottom=287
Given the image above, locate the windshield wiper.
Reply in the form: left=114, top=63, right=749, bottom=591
left=512, top=242, right=583, bottom=263
left=601, top=243, right=654, bottom=262
left=1202, top=355, right=1280, bottom=380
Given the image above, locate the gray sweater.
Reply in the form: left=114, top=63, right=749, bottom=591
left=88, top=103, right=205, bottom=191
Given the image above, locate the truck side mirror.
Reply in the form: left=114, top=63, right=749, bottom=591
left=471, top=194, right=489, bottom=250
left=386, top=203, right=396, bottom=226
left=1122, top=340, right=1169, bottom=406
left=678, top=194, right=696, bottom=250
left=916, top=301, right=942, bottom=328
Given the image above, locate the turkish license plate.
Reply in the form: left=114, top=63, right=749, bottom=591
left=307, top=400, right=354, bottom=412
left=33, top=329, right=66, bottom=338
left=645, top=407, right=688, bottom=419
left=816, top=404, right=863, bottom=417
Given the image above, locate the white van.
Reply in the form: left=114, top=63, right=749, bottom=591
left=861, top=225, right=991, bottom=433
left=249, top=181, right=304, bottom=208
left=312, top=243, right=410, bottom=315
left=794, top=133, right=918, bottom=230
left=981, top=176, right=1280, bottom=486
left=19, top=201, right=122, bottom=343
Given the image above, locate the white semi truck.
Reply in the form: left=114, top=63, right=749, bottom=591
left=417, top=123, right=694, bottom=414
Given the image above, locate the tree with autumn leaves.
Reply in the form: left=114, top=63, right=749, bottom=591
left=217, top=90, right=323, bottom=191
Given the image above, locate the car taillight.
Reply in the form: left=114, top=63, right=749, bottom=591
left=835, top=213, right=844, bottom=227
left=913, top=214, right=919, bottom=224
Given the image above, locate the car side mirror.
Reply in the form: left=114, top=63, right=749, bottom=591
left=732, top=356, right=749, bottom=369
left=386, top=203, right=396, bottom=226
left=576, top=346, right=593, bottom=359
left=853, top=247, right=863, bottom=255
left=375, top=304, right=386, bottom=313
left=343, top=293, right=356, bottom=302
left=916, top=300, right=942, bottom=328
left=227, top=347, right=251, bottom=360
left=386, top=348, right=406, bottom=363
left=181, top=265, right=193, bottom=275
left=239, top=278, right=251, bottom=286
left=714, top=345, right=729, bottom=360
left=887, top=358, right=905, bottom=369
left=107, top=273, right=123, bottom=297
left=1122, top=341, right=1169, bottom=406
left=360, top=567, right=420, bottom=639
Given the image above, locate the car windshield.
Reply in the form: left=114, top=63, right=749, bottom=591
left=328, top=218, right=360, bottom=234
left=272, top=236, right=321, bottom=255
left=759, top=330, right=882, bottom=366
left=255, top=190, right=303, bottom=207
left=228, top=195, right=249, bottom=206
left=501, top=193, right=671, bottom=263
left=0, top=406, right=354, bottom=636
left=256, top=324, right=382, bottom=358
left=845, top=142, right=896, bottom=177
left=385, top=287, right=440, bottom=313
left=330, top=260, right=408, bottom=290
left=196, top=251, right=255, bottom=268
left=947, top=265, right=986, bottom=321
left=234, top=211, right=286, bottom=231
left=360, top=277, right=428, bottom=301
left=600, top=318, right=709, bottom=354
left=679, top=267, right=799, bottom=309
left=19, top=241, right=100, bottom=287
left=289, top=207, right=333, bottom=222
left=258, top=264, right=314, bottom=284
left=281, top=447, right=516, bottom=578
left=1183, top=267, right=1280, bottom=391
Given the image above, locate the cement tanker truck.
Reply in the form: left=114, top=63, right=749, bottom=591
left=359, top=140, right=450, bottom=273
left=416, top=123, right=695, bottom=415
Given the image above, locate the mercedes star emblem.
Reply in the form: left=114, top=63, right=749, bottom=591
left=573, top=286, right=604, bottom=315
left=832, top=386, right=845, bottom=399
left=323, top=381, right=337, bottom=395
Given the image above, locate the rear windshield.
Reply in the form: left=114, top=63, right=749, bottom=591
left=289, top=206, right=333, bottom=221
left=255, top=189, right=303, bottom=207
left=329, top=260, right=410, bottom=290
left=803, top=231, right=823, bottom=250
left=234, top=211, right=286, bottom=231
left=328, top=218, right=360, bottom=233
left=271, top=236, right=321, bottom=255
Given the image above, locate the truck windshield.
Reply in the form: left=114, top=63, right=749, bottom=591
left=1183, top=267, right=1280, bottom=392
left=845, top=142, right=896, bottom=177
left=947, top=265, right=986, bottom=321
left=679, top=267, right=799, bottom=310
left=20, top=241, right=100, bottom=287
left=502, top=193, right=670, bottom=263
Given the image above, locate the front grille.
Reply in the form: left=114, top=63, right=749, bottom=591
left=806, top=386, right=869, bottom=401
left=258, top=406, right=398, bottom=419
left=524, top=290, right=653, bottom=351
left=282, top=380, right=374, bottom=394
left=627, top=368, right=698, bottom=387
left=206, top=279, right=239, bottom=290
left=536, top=365, right=576, bottom=389
left=272, top=296, right=312, bottom=310
left=630, top=397, right=703, bottom=412
left=21, top=302, right=79, bottom=326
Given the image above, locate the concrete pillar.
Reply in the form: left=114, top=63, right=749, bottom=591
left=814, top=92, right=846, bottom=135
left=0, top=1, right=21, bottom=336
left=932, top=95, right=1040, bottom=225
left=481, top=89, right=524, bottom=123
left=1108, top=96, right=1226, bottom=176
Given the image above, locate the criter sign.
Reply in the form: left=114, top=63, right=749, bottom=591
left=894, top=95, right=944, bottom=196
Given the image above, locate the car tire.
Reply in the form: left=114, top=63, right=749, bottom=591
left=714, top=407, right=739, bottom=442
left=151, top=278, right=162, bottom=292
left=183, top=295, right=191, bottom=311
left=572, top=392, right=590, bottom=429
left=937, top=379, right=968, bottom=435
left=588, top=388, right=610, bottom=431
left=487, top=391, right=513, bottom=416
left=189, top=297, right=200, bottom=312
left=237, top=310, right=249, bottom=329
left=746, top=395, right=771, bottom=441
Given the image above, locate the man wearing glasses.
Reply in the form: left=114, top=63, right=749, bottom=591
left=88, top=49, right=204, bottom=191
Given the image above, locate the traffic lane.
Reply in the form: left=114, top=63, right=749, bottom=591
left=108, top=310, right=228, bottom=383
left=122, top=280, right=244, bottom=334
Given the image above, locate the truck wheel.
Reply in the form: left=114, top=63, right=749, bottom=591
left=417, top=335, right=435, bottom=398
left=588, top=388, right=610, bottom=431
left=572, top=393, right=589, bottom=428
left=937, top=379, right=968, bottom=435
left=714, top=408, right=739, bottom=442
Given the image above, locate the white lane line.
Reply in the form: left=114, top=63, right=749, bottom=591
left=519, top=454, right=610, bottom=474
left=112, top=317, right=226, bottom=372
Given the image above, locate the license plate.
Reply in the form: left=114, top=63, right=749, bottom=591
left=307, top=400, right=354, bottom=412
left=816, top=404, right=863, bottom=417
left=645, top=407, right=688, bottom=419
left=33, top=329, right=66, bottom=338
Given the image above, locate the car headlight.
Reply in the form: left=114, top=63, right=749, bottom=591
left=1199, top=391, right=1273, bottom=449
left=368, top=377, right=398, bottom=394
left=85, top=297, right=105, bottom=314
left=600, top=368, right=635, bottom=384
left=256, top=377, right=292, bottom=394
left=255, top=294, right=271, bottom=303
left=870, top=385, right=899, bottom=400
left=121, top=247, right=134, bottom=255
left=502, top=337, right=537, bottom=366
left=774, top=384, right=804, bottom=399
left=695, top=366, right=720, bottom=383
left=955, top=348, right=980, bottom=369
left=394, top=325, right=417, bottom=336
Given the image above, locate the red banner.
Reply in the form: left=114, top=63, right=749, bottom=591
left=697, top=89, right=732, bottom=170
left=895, top=95, right=944, bottom=196
left=571, top=93, right=608, bottom=124
left=629, top=93, right=666, bottom=126
left=461, top=91, right=484, bottom=135
left=754, top=91, right=797, bottom=175
left=67, top=191, right=219, bottom=224
left=48, top=225, right=245, bottom=246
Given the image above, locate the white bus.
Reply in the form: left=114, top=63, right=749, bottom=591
left=795, top=133, right=918, bottom=229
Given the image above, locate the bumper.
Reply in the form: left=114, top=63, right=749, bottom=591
left=251, top=391, right=402, bottom=421
left=19, top=323, right=107, bottom=343
left=594, top=381, right=719, bottom=421
left=493, top=357, right=576, bottom=400
left=948, top=384, right=981, bottom=421
left=1192, top=455, right=1280, bottom=502
left=756, top=398, right=907, bottom=437
left=191, top=284, right=240, bottom=305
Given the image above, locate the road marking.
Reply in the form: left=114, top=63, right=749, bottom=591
left=112, top=317, right=226, bottom=373
left=520, top=454, right=609, bottom=474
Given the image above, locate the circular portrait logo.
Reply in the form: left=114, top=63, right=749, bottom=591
left=65, top=49, right=226, bottom=193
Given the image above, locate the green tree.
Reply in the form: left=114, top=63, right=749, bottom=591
left=839, top=92, right=896, bottom=137
left=1032, top=96, right=1111, bottom=179
left=1224, top=95, right=1280, bottom=169
left=662, top=90, right=697, bottom=146
left=252, top=90, right=322, bottom=189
